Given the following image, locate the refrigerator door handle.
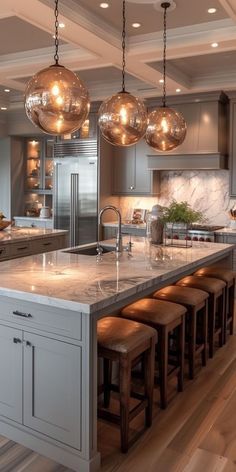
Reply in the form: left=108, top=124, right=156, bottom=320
left=70, top=173, right=79, bottom=247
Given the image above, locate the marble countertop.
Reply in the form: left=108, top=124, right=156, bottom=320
left=102, top=221, right=146, bottom=228
left=14, top=216, right=53, bottom=221
left=0, top=227, right=67, bottom=245
left=0, top=237, right=232, bottom=314
left=214, top=227, right=236, bottom=235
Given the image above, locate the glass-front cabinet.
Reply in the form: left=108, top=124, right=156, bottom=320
left=24, top=137, right=54, bottom=216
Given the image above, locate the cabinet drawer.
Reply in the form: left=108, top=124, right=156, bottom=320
left=0, top=297, right=82, bottom=340
left=0, top=245, right=11, bottom=261
left=31, top=238, right=56, bottom=254
left=10, top=242, right=31, bottom=258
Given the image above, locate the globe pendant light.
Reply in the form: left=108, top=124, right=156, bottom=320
left=98, top=0, right=147, bottom=147
left=146, top=2, right=187, bottom=152
left=25, top=0, right=90, bottom=135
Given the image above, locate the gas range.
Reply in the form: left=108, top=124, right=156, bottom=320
left=167, top=225, right=225, bottom=242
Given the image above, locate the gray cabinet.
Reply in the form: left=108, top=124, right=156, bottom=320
left=112, top=140, right=159, bottom=195
left=230, top=100, right=236, bottom=196
left=23, top=333, right=82, bottom=449
left=0, top=325, right=22, bottom=423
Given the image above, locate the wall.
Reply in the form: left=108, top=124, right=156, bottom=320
left=119, top=170, right=235, bottom=226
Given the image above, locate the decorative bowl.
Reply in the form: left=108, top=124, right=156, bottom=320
left=0, top=220, right=11, bottom=231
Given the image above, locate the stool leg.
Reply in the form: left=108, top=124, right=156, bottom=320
left=158, top=326, right=168, bottom=409
left=201, top=300, right=208, bottom=367
left=218, top=291, right=225, bottom=348
left=103, top=358, right=112, bottom=408
left=178, top=316, right=185, bottom=392
left=189, top=308, right=196, bottom=380
left=209, top=295, right=216, bottom=358
left=119, top=355, right=131, bottom=453
left=144, top=338, right=155, bottom=427
left=229, top=284, right=235, bottom=336
left=225, top=286, right=229, bottom=343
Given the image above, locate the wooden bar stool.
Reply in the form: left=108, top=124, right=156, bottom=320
left=97, top=316, right=156, bottom=453
left=121, top=299, right=186, bottom=409
left=176, top=276, right=226, bottom=358
left=194, top=267, right=235, bottom=343
left=153, top=285, right=209, bottom=379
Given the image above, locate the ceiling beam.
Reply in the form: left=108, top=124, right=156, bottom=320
left=218, top=0, right=236, bottom=22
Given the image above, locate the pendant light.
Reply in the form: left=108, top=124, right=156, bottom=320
left=25, top=0, right=90, bottom=135
left=98, top=0, right=147, bottom=147
left=146, top=2, right=187, bottom=152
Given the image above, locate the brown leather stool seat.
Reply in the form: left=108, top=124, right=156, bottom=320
left=121, top=299, right=186, bottom=409
left=97, top=317, right=156, bottom=453
left=194, top=267, right=235, bottom=342
left=153, top=285, right=209, bottom=379
left=176, top=276, right=226, bottom=358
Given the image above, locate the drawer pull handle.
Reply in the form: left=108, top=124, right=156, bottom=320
left=13, top=337, right=22, bottom=344
left=43, top=242, right=52, bottom=246
left=17, top=246, right=28, bottom=251
left=13, top=310, right=32, bottom=318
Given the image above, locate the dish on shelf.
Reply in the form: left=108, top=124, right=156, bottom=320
left=0, top=220, right=11, bottom=231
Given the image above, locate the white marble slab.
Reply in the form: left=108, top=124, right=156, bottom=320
left=0, top=227, right=68, bottom=245
left=0, top=238, right=232, bottom=314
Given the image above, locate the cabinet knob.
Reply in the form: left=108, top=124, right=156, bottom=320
left=25, top=341, right=32, bottom=347
left=13, top=337, right=22, bottom=344
left=129, top=185, right=135, bottom=190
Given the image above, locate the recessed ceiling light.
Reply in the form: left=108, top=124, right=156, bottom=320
left=1, top=107, right=7, bottom=110
left=132, top=22, right=141, bottom=28
left=59, top=22, right=65, bottom=28
left=159, top=78, right=164, bottom=83
left=100, top=2, right=109, bottom=8
left=208, top=7, right=217, bottom=14
left=176, top=88, right=181, bottom=93
left=4, top=89, right=10, bottom=93
left=211, top=42, right=219, bottom=48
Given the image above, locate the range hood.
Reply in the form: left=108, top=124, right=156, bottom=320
left=146, top=92, right=229, bottom=171
left=147, top=153, right=228, bottom=171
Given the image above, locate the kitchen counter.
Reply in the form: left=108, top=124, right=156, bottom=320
left=0, top=237, right=232, bottom=472
left=215, top=227, right=236, bottom=235
left=102, top=221, right=146, bottom=229
left=0, top=238, right=232, bottom=313
left=0, top=227, right=67, bottom=245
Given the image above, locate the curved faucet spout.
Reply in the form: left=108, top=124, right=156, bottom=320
left=98, top=205, right=123, bottom=253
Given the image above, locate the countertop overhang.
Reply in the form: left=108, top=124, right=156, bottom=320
left=0, top=238, right=233, bottom=314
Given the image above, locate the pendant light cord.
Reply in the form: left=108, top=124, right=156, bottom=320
left=161, top=2, right=170, bottom=107
left=122, top=0, right=126, bottom=93
left=54, top=0, right=59, bottom=65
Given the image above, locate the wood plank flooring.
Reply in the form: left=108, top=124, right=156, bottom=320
left=1, top=334, right=236, bottom=471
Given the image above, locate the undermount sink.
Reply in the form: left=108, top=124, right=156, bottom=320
left=64, top=245, right=115, bottom=256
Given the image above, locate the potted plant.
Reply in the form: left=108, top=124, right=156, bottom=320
left=161, top=200, right=204, bottom=247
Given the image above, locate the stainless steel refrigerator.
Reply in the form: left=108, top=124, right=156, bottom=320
left=53, top=143, right=98, bottom=247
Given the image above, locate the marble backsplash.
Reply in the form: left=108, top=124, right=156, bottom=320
left=119, top=170, right=236, bottom=226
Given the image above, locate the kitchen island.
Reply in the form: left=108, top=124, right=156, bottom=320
left=0, top=226, right=68, bottom=260
left=0, top=238, right=233, bottom=472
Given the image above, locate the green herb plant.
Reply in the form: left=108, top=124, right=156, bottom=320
left=161, top=200, right=204, bottom=226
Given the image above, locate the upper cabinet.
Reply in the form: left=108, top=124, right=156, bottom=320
left=112, top=139, right=160, bottom=195
left=25, top=138, right=54, bottom=194
left=229, top=98, right=236, bottom=196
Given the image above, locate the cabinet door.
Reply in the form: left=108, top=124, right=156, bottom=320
left=230, top=101, right=236, bottom=196
left=23, top=333, right=82, bottom=450
left=198, top=102, right=219, bottom=153
left=112, top=146, right=135, bottom=194
left=0, top=325, right=22, bottom=423
left=135, top=140, right=152, bottom=193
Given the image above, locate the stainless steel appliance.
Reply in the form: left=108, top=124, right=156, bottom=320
left=165, top=225, right=225, bottom=243
left=53, top=141, right=98, bottom=247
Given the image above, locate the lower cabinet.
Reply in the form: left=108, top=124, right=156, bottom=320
left=0, top=323, right=82, bottom=450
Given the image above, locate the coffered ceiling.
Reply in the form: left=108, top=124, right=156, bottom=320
left=0, top=0, right=236, bottom=112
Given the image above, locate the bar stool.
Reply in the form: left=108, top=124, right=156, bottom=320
left=97, top=316, right=156, bottom=453
left=176, top=276, right=226, bottom=358
left=194, top=267, right=235, bottom=343
left=121, top=299, right=186, bottom=409
left=153, top=285, right=209, bottom=379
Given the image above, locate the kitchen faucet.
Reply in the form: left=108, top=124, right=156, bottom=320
left=98, top=205, right=123, bottom=253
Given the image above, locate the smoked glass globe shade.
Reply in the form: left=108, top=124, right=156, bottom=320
left=25, top=64, right=90, bottom=135
left=98, top=91, right=147, bottom=146
left=145, top=106, right=187, bottom=151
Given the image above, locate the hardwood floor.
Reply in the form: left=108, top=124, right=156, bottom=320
left=1, top=334, right=236, bottom=471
